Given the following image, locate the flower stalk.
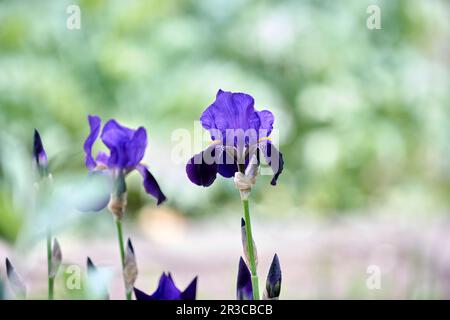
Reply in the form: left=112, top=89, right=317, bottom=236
left=242, top=198, right=260, bottom=300
left=115, top=218, right=132, bottom=300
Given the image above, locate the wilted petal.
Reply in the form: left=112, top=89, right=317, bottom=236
left=5, top=258, right=26, bottom=299
left=186, top=145, right=218, bottom=187
left=84, top=115, right=102, bottom=170
left=258, top=140, right=284, bottom=185
left=181, top=276, right=197, bottom=300
left=136, top=164, right=167, bottom=205
left=33, top=129, right=48, bottom=175
left=264, top=254, right=282, bottom=300
left=49, top=238, right=62, bottom=278
left=237, top=257, right=253, bottom=300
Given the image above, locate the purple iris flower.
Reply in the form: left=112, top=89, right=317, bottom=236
left=33, top=129, right=49, bottom=177
left=186, top=90, right=284, bottom=187
left=82, top=115, right=166, bottom=211
left=134, top=273, right=197, bottom=300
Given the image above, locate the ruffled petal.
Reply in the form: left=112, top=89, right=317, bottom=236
left=186, top=145, right=218, bottom=187
left=257, top=110, right=274, bottom=136
left=136, top=164, right=167, bottom=205
left=237, top=257, right=253, bottom=300
left=258, top=140, right=284, bottom=185
left=84, top=115, right=101, bottom=170
left=100, top=120, right=147, bottom=168
left=200, top=90, right=261, bottom=135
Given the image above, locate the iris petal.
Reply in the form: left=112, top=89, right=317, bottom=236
left=134, top=287, right=152, bottom=300
left=100, top=120, right=147, bottom=168
left=136, top=164, right=167, bottom=205
left=200, top=90, right=261, bottom=135
left=186, top=145, right=218, bottom=187
left=84, top=115, right=101, bottom=170
left=258, top=140, right=284, bottom=185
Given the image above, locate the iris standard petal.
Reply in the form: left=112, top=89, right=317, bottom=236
left=237, top=257, right=253, bottom=300
left=257, top=110, right=274, bottom=136
left=258, top=140, right=284, bottom=185
left=136, top=164, right=167, bottom=205
left=126, top=127, right=147, bottom=167
left=186, top=145, right=219, bottom=187
left=84, top=115, right=102, bottom=170
left=151, top=273, right=182, bottom=300
left=200, top=90, right=261, bottom=134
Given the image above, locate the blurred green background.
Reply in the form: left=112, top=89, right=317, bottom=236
left=0, top=0, right=449, bottom=299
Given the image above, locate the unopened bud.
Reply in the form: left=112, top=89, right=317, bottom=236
left=263, top=253, right=282, bottom=300
left=49, top=238, right=62, bottom=278
left=5, top=258, right=26, bottom=299
left=123, top=238, right=138, bottom=294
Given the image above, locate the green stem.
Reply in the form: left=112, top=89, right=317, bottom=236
left=115, top=218, right=132, bottom=300
left=47, top=229, right=54, bottom=300
left=242, top=199, right=260, bottom=300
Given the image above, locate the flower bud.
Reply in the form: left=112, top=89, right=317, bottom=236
left=263, top=253, right=282, bottom=300
left=123, top=238, right=138, bottom=294
left=5, top=258, right=26, bottom=299
left=49, top=238, right=62, bottom=278
left=33, top=129, right=49, bottom=178
left=236, top=257, right=253, bottom=300
left=86, top=257, right=110, bottom=300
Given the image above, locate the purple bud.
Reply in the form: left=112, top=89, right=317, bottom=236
left=236, top=257, right=253, bottom=300
left=264, top=253, right=281, bottom=300
left=33, top=129, right=49, bottom=177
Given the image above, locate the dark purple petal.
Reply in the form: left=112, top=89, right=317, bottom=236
left=134, top=287, right=153, bottom=301
left=136, top=164, right=167, bottom=205
left=265, top=253, right=281, bottom=299
left=181, top=276, right=198, bottom=300
left=100, top=119, right=147, bottom=169
left=258, top=140, right=284, bottom=185
left=237, top=257, right=253, bottom=300
left=217, top=146, right=238, bottom=178
left=200, top=90, right=261, bottom=135
left=84, top=115, right=102, bottom=170
left=186, top=145, right=218, bottom=187
left=33, top=129, right=48, bottom=173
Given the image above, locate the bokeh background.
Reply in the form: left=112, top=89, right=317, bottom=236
left=0, top=0, right=449, bottom=299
